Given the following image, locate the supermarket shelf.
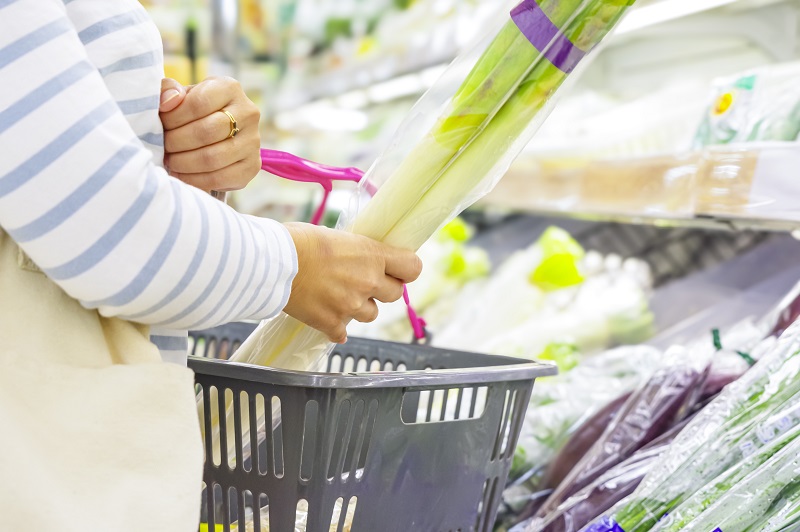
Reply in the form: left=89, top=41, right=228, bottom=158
left=271, top=0, right=775, bottom=112
left=480, top=142, right=800, bottom=235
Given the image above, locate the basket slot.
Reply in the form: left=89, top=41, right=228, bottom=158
left=355, top=357, right=368, bottom=372
left=329, top=497, right=344, bottom=532
left=343, top=356, right=355, bottom=373
left=402, top=386, right=488, bottom=424
left=453, top=387, right=465, bottom=420
left=237, top=391, right=250, bottom=473
left=297, top=499, right=309, bottom=532
left=189, top=335, right=201, bottom=356
left=272, top=396, right=285, bottom=478
left=211, top=483, right=226, bottom=530
left=424, top=389, right=435, bottom=421
left=504, top=386, right=529, bottom=462
left=223, top=388, right=236, bottom=469
left=257, top=493, right=269, bottom=531
left=221, top=338, right=234, bottom=359
left=217, top=388, right=228, bottom=469
left=492, top=390, right=516, bottom=461
left=474, top=479, right=489, bottom=531
left=255, top=393, right=268, bottom=476
left=355, top=399, right=378, bottom=480
left=204, top=386, right=222, bottom=467
left=226, top=486, right=238, bottom=531
left=326, top=400, right=354, bottom=482
left=328, top=496, right=358, bottom=532
left=246, top=393, right=258, bottom=474
left=300, top=400, right=320, bottom=482
left=263, top=395, right=276, bottom=478
left=475, top=476, right=499, bottom=532
left=341, top=399, right=366, bottom=482
left=369, top=358, right=381, bottom=372
left=383, top=359, right=395, bottom=371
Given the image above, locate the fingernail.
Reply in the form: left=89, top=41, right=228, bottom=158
left=160, top=88, right=180, bottom=105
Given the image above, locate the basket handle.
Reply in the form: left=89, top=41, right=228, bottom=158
left=260, top=148, right=428, bottom=342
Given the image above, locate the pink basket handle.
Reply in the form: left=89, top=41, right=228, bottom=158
left=260, top=149, right=428, bottom=342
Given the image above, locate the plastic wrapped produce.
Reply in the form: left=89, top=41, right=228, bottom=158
left=514, top=346, right=663, bottom=483
left=589, top=320, right=800, bottom=532
left=535, top=346, right=710, bottom=518
left=435, top=228, right=653, bottom=360
left=654, top=424, right=800, bottom=532
left=694, top=62, right=800, bottom=148
left=541, top=392, right=633, bottom=490
left=433, top=227, right=584, bottom=351
left=515, top=417, right=691, bottom=532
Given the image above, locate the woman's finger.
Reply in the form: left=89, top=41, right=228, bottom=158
left=160, top=77, right=238, bottom=130
left=164, top=108, right=241, bottom=153
left=170, top=157, right=262, bottom=193
left=352, top=299, right=379, bottom=324
left=383, top=246, right=423, bottom=284
left=373, top=275, right=404, bottom=304
left=159, top=78, right=187, bottom=113
left=165, top=133, right=258, bottom=174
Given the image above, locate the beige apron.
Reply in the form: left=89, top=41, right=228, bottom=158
left=0, top=229, right=203, bottom=531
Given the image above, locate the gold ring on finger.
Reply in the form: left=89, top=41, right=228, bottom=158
left=222, top=109, right=239, bottom=139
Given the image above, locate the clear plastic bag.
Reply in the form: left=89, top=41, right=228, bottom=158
left=693, top=62, right=800, bottom=148
left=593, top=319, right=800, bottom=532
left=514, top=345, right=663, bottom=485
left=653, top=425, right=800, bottom=532
left=534, top=344, right=711, bottom=519
left=517, top=416, right=690, bottom=532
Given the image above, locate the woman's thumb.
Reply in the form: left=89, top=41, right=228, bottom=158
left=159, top=78, right=187, bottom=113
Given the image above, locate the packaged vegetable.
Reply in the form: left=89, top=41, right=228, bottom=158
left=516, top=417, right=691, bottom=532
left=535, top=346, right=710, bottom=518
left=591, top=320, right=800, bottom=532
left=541, top=392, right=633, bottom=490
left=654, top=424, right=800, bottom=532
left=694, top=62, right=800, bottom=148
left=515, top=345, right=663, bottom=485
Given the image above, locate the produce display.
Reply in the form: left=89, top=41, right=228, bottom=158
left=572, top=318, right=800, bottom=531
left=501, top=310, right=776, bottom=531
left=352, top=224, right=653, bottom=359
left=532, top=418, right=691, bottom=532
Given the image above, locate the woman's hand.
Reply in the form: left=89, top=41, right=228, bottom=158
left=159, top=77, right=262, bottom=192
left=283, top=223, right=423, bottom=343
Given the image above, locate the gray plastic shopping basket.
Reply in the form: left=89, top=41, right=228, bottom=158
left=188, top=323, right=556, bottom=532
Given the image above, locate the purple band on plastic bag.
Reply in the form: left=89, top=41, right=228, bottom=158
left=510, top=0, right=586, bottom=73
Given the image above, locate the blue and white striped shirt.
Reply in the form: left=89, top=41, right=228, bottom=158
left=0, top=0, right=298, bottom=364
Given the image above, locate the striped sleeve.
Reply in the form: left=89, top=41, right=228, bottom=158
left=0, top=0, right=297, bottom=330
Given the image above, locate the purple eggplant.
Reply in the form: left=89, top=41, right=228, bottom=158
left=532, top=417, right=690, bottom=532
left=533, top=362, right=709, bottom=519
left=541, top=392, right=633, bottom=491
